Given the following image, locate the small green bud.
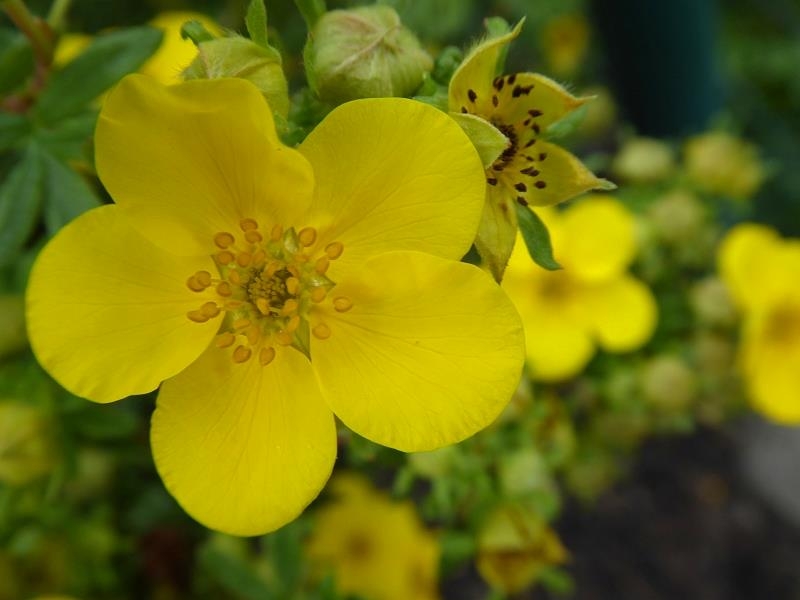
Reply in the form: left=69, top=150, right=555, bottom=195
left=690, top=276, right=737, bottom=328
left=305, top=5, right=433, bottom=104
left=647, top=190, right=706, bottom=245
left=498, top=449, right=557, bottom=499
left=640, top=355, right=696, bottom=413
left=612, top=137, right=675, bottom=184
left=183, top=36, right=289, bottom=122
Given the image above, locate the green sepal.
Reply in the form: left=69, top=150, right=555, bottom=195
left=450, top=112, right=509, bottom=168
left=0, top=29, right=34, bottom=94
left=474, top=186, right=518, bottom=282
left=483, top=16, right=512, bottom=75
left=0, top=145, right=44, bottom=266
left=545, top=102, right=589, bottom=140
left=515, top=202, right=561, bottom=270
left=180, top=20, right=216, bottom=45
left=36, top=26, right=163, bottom=125
left=38, top=148, right=100, bottom=235
left=245, top=0, right=269, bottom=48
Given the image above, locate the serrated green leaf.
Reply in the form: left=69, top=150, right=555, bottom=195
left=38, top=149, right=100, bottom=234
left=0, top=145, right=44, bottom=266
left=0, top=113, right=31, bottom=152
left=36, top=27, right=163, bottom=125
left=246, top=0, right=270, bottom=47
left=198, top=546, right=273, bottom=600
left=515, top=203, right=561, bottom=270
left=0, top=29, right=34, bottom=94
left=34, top=110, right=97, bottom=163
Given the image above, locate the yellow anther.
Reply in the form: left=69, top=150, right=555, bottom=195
left=236, top=252, right=252, bottom=267
left=310, top=287, right=327, bottom=303
left=287, top=265, right=300, bottom=278
left=270, top=224, right=284, bottom=241
left=214, top=232, right=235, bottom=249
left=259, top=346, right=276, bottom=366
left=333, top=296, right=354, bottom=312
left=245, top=230, right=263, bottom=244
left=251, top=249, right=266, bottom=267
left=200, top=302, right=220, bottom=318
left=265, top=260, right=281, bottom=278
left=276, top=330, right=294, bottom=346
left=215, top=332, right=236, bottom=348
left=281, top=299, right=299, bottom=315
left=228, top=271, right=241, bottom=285
left=286, top=277, right=300, bottom=295
left=298, top=227, right=318, bottom=247
left=216, top=250, right=235, bottom=265
left=186, top=276, right=206, bottom=292
left=195, top=271, right=212, bottom=287
left=256, top=297, right=271, bottom=315
left=240, top=218, right=259, bottom=232
left=286, top=314, right=301, bottom=333
left=233, top=345, right=252, bottom=363
left=312, top=323, right=332, bottom=340
left=216, top=281, right=232, bottom=297
left=315, top=256, right=330, bottom=274
left=246, top=325, right=261, bottom=346
left=325, top=241, right=344, bottom=260
left=233, top=318, right=251, bottom=330
left=225, top=300, right=244, bottom=310
left=187, top=310, right=208, bottom=323
left=294, top=253, right=310, bottom=264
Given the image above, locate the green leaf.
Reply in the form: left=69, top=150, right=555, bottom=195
left=0, top=29, right=34, bottom=94
left=198, top=545, right=273, bottom=600
left=515, top=203, right=561, bottom=270
left=36, top=27, right=163, bottom=125
left=246, top=0, right=269, bottom=47
left=34, top=110, right=97, bottom=163
left=0, top=113, right=31, bottom=152
left=0, top=145, right=44, bottom=266
left=38, top=149, right=100, bottom=234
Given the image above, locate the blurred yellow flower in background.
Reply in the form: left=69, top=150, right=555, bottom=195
left=503, top=196, right=658, bottom=381
left=307, top=474, right=440, bottom=600
left=476, top=502, right=567, bottom=594
left=448, top=21, right=611, bottom=280
left=685, top=131, right=766, bottom=200
left=26, top=75, right=524, bottom=535
left=718, top=224, right=800, bottom=423
left=541, top=13, right=590, bottom=78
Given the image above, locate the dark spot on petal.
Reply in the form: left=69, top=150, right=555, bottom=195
left=461, top=106, right=468, bottom=113
left=507, top=74, right=517, bottom=85
left=520, top=167, right=540, bottom=176
left=493, top=77, right=504, bottom=91
left=492, top=95, right=499, bottom=107
left=538, top=152, right=548, bottom=161
left=524, top=139, right=537, bottom=148
left=493, top=164, right=504, bottom=172
left=515, top=182, right=527, bottom=192
left=528, top=109, right=543, bottom=118
left=512, top=84, right=534, bottom=98
left=487, top=177, right=498, bottom=186
left=517, top=196, right=529, bottom=206
left=523, top=118, right=531, bottom=126
left=535, top=180, right=547, bottom=189
left=468, top=89, right=477, bottom=103
left=532, top=123, right=541, bottom=134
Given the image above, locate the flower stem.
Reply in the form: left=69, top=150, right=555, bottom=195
left=1, top=0, right=55, bottom=65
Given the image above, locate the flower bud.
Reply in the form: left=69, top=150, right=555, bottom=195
left=183, top=36, right=289, bottom=121
left=647, top=189, right=706, bottom=245
left=684, top=131, right=765, bottom=200
left=690, top=276, right=737, bottom=328
left=640, top=355, right=696, bottom=413
left=305, top=5, right=433, bottom=104
left=612, top=137, right=675, bottom=184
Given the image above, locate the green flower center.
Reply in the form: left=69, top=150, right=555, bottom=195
left=184, top=218, right=353, bottom=366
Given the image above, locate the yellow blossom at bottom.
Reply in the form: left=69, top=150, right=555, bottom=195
left=503, top=196, right=657, bottom=381
left=306, top=474, right=440, bottom=600
left=718, top=224, right=800, bottom=423
left=25, top=75, right=524, bottom=535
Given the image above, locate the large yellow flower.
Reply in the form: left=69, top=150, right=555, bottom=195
left=503, top=196, right=657, bottom=381
left=718, top=224, right=800, bottom=423
left=448, top=21, right=611, bottom=280
left=307, top=474, right=440, bottom=600
left=25, top=75, right=524, bottom=535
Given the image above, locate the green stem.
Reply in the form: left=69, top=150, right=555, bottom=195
left=46, top=0, right=71, bottom=31
left=1, top=0, right=55, bottom=65
left=293, top=0, right=326, bottom=30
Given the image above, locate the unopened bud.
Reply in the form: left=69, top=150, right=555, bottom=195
left=640, top=355, right=696, bottom=412
left=690, top=276, right=737, bottom=328
left=612, top=137, right=675, bottom=184
left=305, top=5, right=433, bottom=104
left=647, top=189, right=706, bottom=245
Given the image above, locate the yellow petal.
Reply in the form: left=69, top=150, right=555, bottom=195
left=153, top=345, right=336, bottom=536
left=449, top=21, right=524, bottom=114
left=558, top=195, right=637, bottom=281
left=95, top=75, right=314, bottom=256
left=299, top=98, right=486, bottom=276
left=504, top=141, right=612, bottom=208
left=311, top=251, right=524, bottom=452
left=26, top=206, right=219, bottom=403
left=475, top=184, right=519, bottom=281
left=519, top=308, right=593, bottom=382
left=717, top=223, right=782, bottom=309
left=581, top=275, right=658, bottom=352
left=743, top=340, right=800, bottom=424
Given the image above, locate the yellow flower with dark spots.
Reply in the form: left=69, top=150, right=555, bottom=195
left=25, top=75, right=524, bottom=535
left=448, top=21, right=612, bottom=280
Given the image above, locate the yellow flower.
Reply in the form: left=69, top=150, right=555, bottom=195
left=53, top=33, right=91, bottom=67
left=140, top=11, right=224, bottom=85
left=503, top=196, right=657, bottom=381
left=718, top=224, right=800, bottom=423
left=684, top=131, right=765, bottom=200
left=306, top=474, right=440, bottom=600
left=476, top=503, right=567, bottom=595
left=448, top=21, right=611, bottom=280
left=25, top=75, right=524, bottom=535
